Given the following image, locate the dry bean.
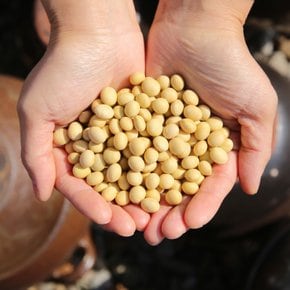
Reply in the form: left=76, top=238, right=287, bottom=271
left=210, top=147, right=228, bottom=164
left=106, top=163, right=122, bottom=182
left=157, top=75, right=170, bottom=89
left=170, top=74, right=184, bottom=91
left=182, top=182, right=199, bottom=195
left=198, top=160, right=212, bottom=176
left=79, top=110, right=92, bottom=124
left=119, top=117, right=133, bottom=131
left=165, top=190, right=183, bottom=205
left=161, top=87, right=178, bottom=103
left=179, top=118, right=196, bottom=134
left=221, top=138, right=234, bottom=152
left=91, top=154, right=106, bottom=172
left=124, top=100, right=140, bottom=118
left=146, top=118, right=163, bottom=137
left=169, top=137, right=191, bottom=158
left=129, top=138, right=147, bottom=156
left=68, top=122, right=83, bottom=141
left=79, top=150, right=95, bottom=168
left=133, top=115, right=146, bottom=132
left=162, top=123, right=179, bottom=139
left=151, top=98, right=169, bottom=114
left=86, top=172, right=104, bottom=186
left=183, top=105, right=202, bottom=121
left=117, top=92, right=134, bottom=106
left=73, top=140, right=88, bottom=153
left=145, top=173, right=160, bottom=190
left=195, top=122, right=211, bottom=140
left=193, top=140, right=208, bottom=156
left=102, top=186, right=117, bottom=202
left=146, top=189, right=161, bottom=202
left=127, top=171, right=143, bottom=186
left=182, top=90, right=199, bottom=105
left=144, top=148, right=159, bottom=164
left=130, top=72, right=145, bottom=85
left=113, top=132, right=128, bottom=150
left=129, top=186, right=146, bottom=204
left=159, top=174, right=175, bottom=189
left=73, top=163, right=91, bottom=179
left=93, top=104, right=114, bottom=120
left=68, top=152, right=79, bottom=164
left=53, top=128, right=70, bottom=146
left=115, top=190, right=130, bottom=206
left=141, top=198, right=160, bottom=213
left=128, top=156, right=145, bottom=172
left=103, top=148, right=121, bottom=164
left=184, top=169, right=202, bottom=182
left=161, top=157, right=178, bottom=174
left=88, top=127, right=108, bottom=144
left=153, top=136, right=169, bottom=152
left=181, top=156, right=199, bottom=169
left=141, top=77, right=161, bottom=97
left=100, top=87, right=117, bottom=106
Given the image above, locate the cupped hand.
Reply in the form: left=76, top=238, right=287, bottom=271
left=17, top=6, right=149, bottom=236
left=144, top=5, right=277, bottom=244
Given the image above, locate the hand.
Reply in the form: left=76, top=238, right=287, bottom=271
left=144, top=0, right=278, bottom=244
left=18, top=0, right=149, bottom=236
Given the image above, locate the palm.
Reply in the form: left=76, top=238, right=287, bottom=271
left=144, top=20, right=277, bottom=244
left=19, top=30, right=149, bottom=236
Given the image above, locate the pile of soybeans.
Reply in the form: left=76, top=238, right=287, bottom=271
left=53, top=73, right=233, bottom=213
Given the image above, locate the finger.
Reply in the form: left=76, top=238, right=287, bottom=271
left=102, top=204, right=136, bottom=237
left=185, top=151, right=237, bottom=229
left=123, top=204, right=150, bottom=231
left=161, top=197, right=191, bottom=240
left=238, top=118, right=273, bottom=194
left=144, top=204, right=171, bottom=246
left=53, top=148, right=112, bottom=224
left=18, top=111, right=55, bottom=201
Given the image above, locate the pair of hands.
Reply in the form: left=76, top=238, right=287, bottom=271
left=18, top=0, right=277, bottom=245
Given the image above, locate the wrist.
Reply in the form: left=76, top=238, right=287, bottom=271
left=156, top=0, right=254, bottom=29
left=41, top=0, right=139, bottom=36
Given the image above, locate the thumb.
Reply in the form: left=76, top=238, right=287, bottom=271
left=18, top=108, right=55, bottom=201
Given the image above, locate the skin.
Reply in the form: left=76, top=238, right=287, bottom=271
left=18, top=0, right=277, bottom=244
left=144, top=0, right=278, bottom=245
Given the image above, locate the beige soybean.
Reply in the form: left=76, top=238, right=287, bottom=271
left=179, top=118, right=196, bottom=134
left=65, top=142, right=74, bottom=154
left=130, top=72, right=145, bottom=85
left=126, top=130, right=138, bottom=141
left=88, top=116, right=107, bottom=127
left=146, top=189, right=161, bottom=202
left=102, top=186, right=117, bottom=202
left=207, top=117, right=223, bottom=131
left=142, top=162, right=157, bottom=173
left=172, top=167, right=186, bottom=180
left=145, top=173, right=160, bottom=190
left=53, top=128, right=70, bottom=146
left=184, top=169, right=202, bottom=182
left=199, top=151, right=213, bottom=164
left=193, top=140, right=208, bottom=156
left=151, top=98, right=169, bottom=114
left=207, top=130, right=226, bottom=147
left=198, top=160, right=212, bottom=176
left=165, top=116, right=181, bottom=125
left=157, top=75, right=170, bottom=90
left=113, top=105, right=124, bottom=119
left=73, top=163, right=91, bottom=179
left=128, top=156, right=145, bottom=172
left=138, top=108, right=152, bottom=122
left=129, top=138, right=147, bottom=156
left=135, top=93, right=151, bottom=109
left=94, top=182, right=108, bottom=192
left=82, top=128, right=90, bottom=141
left=118, top=173, right=130, bottom=190
left=119, top=117, right=133, bottom=131
left=88, top=127, right=108, bottom=144
left=182, top=90, right=199, bottom=105
left=108, top=119, right=121, bottom=135
left=79, top=110, right=92, bottom=124
left=199, top=105, right=211, bottom=120
left=182, top=182, right=199, bottom=195
left=115, top=190, right=130, bottom=206
left=129, top=186, right=146, bottom=204
left=161, top=88, right=178, bottom=103
left=93, top=104, right=114, bottom=120
left=91, top=154, right=106, bottom=172
left=169, top=137, right=191, bottom=158
left=170, top=99, right=184, bottom=116
left=221, top=138, right=234, bottom=152
left=153, top=136, right=169, bottom=152
left=103, top=148, right=121, bottom=164
left=210, top=147, right=228, bottom=164
left=86, top=171, right=104, bottom=186
left=127, top=171, right=143, bottom=186
left=195, top=122, right=211, bottom=140
left=146, top=118, right=163, bottom=137
left=158, top=151, right=171, bottom=162
left=144, top=148, right=159, bottom=164
left=165, top=190, right=183, bottom=205
left=172, top=180, right=182, bottom=191
left=132, top=86, right=142, bottom=96
left=159, top=174, right=175, bottom=189
left=117, top=92, right=134, bottom=106
left=73, top=140, right=88, bottom=153
left=106, top=163, right=122, bottom=182
left=68, top=152, right=80, bottom=165
left=79, top=150, right=95, bottom=168
left=141, top=77, right=161, bottom=97
left=117, top=88, right=130, bottom=97
left=68, top=122, right=83, bottom=141
left=133, top=115, right=146, bottom=132
left=124, top=100, right=140, bottom=118
left=181, top=155, right=199, bottom=169
left=170, top=74, right=184, bottom=91
left=141, top=198, right=160, bottom=213
left=163, top=123, right=179, bottom=139
left=100, top=87, right=117, bottom=106
left=113, top=132, right=128, bottom=150
left=161, top=157, right=178, bottom=174
left=183, top=105, right=203, bottom=121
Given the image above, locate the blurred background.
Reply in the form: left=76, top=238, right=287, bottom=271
left=1, top=1, right=290, bottom=290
